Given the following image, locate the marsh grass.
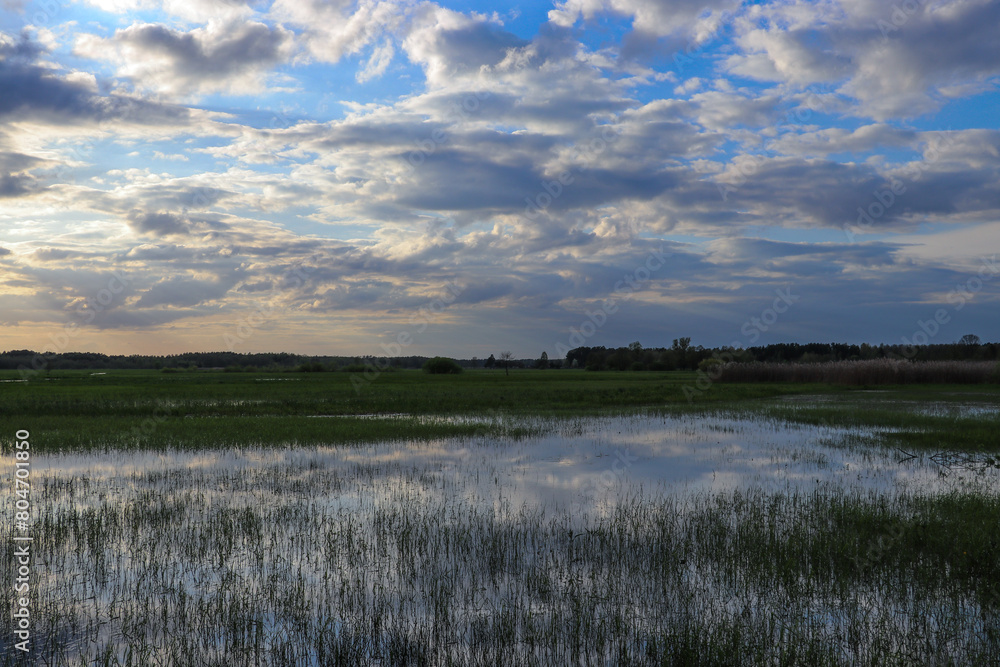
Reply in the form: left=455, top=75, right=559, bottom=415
left=0, top=369, right=838, bottom=453
left=2, top=371, right=999, bottom=665
left=1, top=463, right=997, bottom=666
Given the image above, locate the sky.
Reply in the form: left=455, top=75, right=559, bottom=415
left=0, top=0, right=998, bottom=359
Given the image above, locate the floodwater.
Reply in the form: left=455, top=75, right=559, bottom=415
left=6, top=411, right=999, bottom=664
left=30, top=413, right=994, bottom=519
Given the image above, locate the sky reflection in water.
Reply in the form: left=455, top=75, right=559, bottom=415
left=30, top=414, right=996, bottom=517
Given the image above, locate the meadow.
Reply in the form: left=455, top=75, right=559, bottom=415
left=1, top=369, right=998, bottom=665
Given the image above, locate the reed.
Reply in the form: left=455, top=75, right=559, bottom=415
left=715, top=359, right=999, bottom=385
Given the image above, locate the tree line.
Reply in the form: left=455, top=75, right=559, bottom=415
left=2, top=336, right=996, bottom=376
left=559, top=338, right=999, bottom=371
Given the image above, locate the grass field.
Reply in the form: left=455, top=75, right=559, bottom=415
left=0, top=368, right=997, bottom=451
left=1, top=370, right=998, bottom=665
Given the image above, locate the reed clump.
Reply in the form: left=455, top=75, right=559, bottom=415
left=715, top=359, right=999, bottom=385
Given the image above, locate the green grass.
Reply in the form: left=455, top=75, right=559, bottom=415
left=2, top=369, right=997, bottom=451
left=697, top=385, right=1000, bottom=452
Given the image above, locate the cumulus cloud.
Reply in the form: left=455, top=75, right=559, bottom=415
left=78, top=0, right=263, bottom=23
left=726, top=0, right=1000, bottom=119
left=271, top=0, right=412, bottom=68
left=135, top=274, right=238, bottom=308
left=74, top=21, right=295, bottom=97
left=403, top=4, right=528, bottom=86
left=1, top=1, right=997, bottom=354
left=549, top=0, right=740, bottom=46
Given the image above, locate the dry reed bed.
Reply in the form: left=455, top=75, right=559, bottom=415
left=714, top=359, right=999, bottom=385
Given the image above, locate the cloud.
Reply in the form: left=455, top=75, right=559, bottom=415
left=135, top=274, right=237, bottom=308
left=769, top=124, right=918, bottom=157
left=403, top=5, right=529, bottom=86
left=78, top=0, right=263, bottom=23
left=548, top=0, right=739, bottom=42
left=74, top=21, right=295, bottom=97
left=725, top=0, right=1000, bottom=120
left=271, top=0, right=412, bottom=68
left=2, top=1, right=998, bottom=355
left=0, top=31, right=192, bottom=129
left=0, top=150, right=48, bottom=198
left=126, top=210, right=191, bottom=236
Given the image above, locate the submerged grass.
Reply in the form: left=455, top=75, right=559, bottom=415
left=1, top=466, right=996, bottom=665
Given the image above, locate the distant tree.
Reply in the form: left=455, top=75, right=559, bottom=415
left=536, top=351, right=549, bottom=369
left=672, top=337, right=691, bottom=353
left=499, top=351, right=513, bottom=376
left=960, top=334, right=981, bottom=346
left=628, top=341, right=643, bottom=353
left=485, top=354, right=496, bottom=369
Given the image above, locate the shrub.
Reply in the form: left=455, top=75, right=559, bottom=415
left=295, top=362, right=326, bottom=373
left=422, top=357, right=463, bottom=374
left=340, top=363, right=368, bottom=373
left=698, top=358, right=724, bottom=374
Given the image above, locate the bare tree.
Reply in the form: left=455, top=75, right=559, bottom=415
left=499, top=351, right=513, bottom=376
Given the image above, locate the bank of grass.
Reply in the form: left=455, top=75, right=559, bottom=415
left=0, top=369, right=818, bottom=451
left=1, top=368, right=997, bottom=451
left=694, top=384, right=1000, bottom=452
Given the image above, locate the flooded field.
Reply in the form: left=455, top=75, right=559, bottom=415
left=3, top=411, right=999, bottom=665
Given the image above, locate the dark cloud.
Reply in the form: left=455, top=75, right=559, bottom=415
left=726, top=0, right=1000, bottom=119
left=0, top=172, right=33, bottom=197
left=78, top=21, right=294, bottom=96
left=0, top=32, right=190, bottom=125
left=118, top=21, right=289, bottom=77
left=126, top=210, right=190, bottom=236
left=427, top=22, right=529, bottom=75
left=0, top=148, right=47, bottom=198
left=135, top=275, right=237, bottom=308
